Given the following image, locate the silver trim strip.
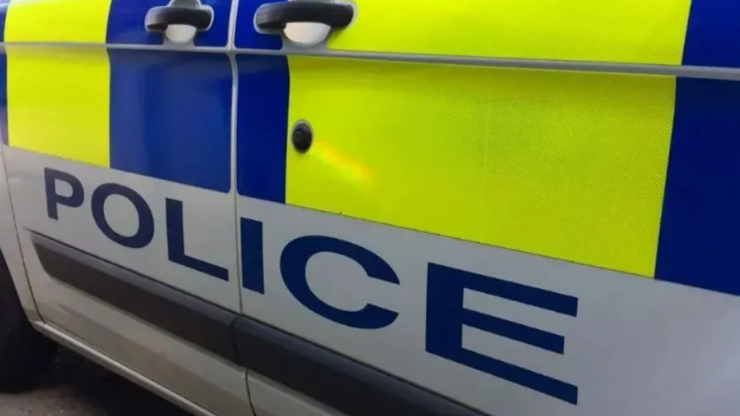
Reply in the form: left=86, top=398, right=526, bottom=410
left=32, top=322, right=219, bottom=416
left=227, top=0, right=241, bottom=49
left=0, top=41, right=228, bottom=53
left=2, top=39, right=739, bottom=80
left=235, top=47, right=740, bottom=81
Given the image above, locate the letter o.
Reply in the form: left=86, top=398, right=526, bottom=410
left=91, top=183, right=154, bottom=249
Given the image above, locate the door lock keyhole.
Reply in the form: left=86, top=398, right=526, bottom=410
left=292, top=122, right=313, bottom=153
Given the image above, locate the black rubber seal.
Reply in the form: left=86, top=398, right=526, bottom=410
left=31, top=233, right=239, bottom=362
left=31, top=232, right=486, bottom=416
left=234, top=317, right=486, bottom=416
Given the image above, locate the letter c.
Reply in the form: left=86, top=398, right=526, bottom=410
left=280, top=236, right=399, bottom=329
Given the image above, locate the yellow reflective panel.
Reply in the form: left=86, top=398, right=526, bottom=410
left=4, top=0, right=113, bottom=166
left=6, top=47, right=110, bottom=167
left=5, top=0, right=112, bottom=43
left=329, top=0, right=692, bottom=65
left=286, top=57, right=675, bottom=277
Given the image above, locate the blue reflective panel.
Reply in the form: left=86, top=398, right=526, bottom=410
left=235, top=55, right=289, bottom=201
left=109, top=50, right=232, bottom=192
left=657, top=78, right=740, bottom=297
left=682, top=0, right=740, bottom=68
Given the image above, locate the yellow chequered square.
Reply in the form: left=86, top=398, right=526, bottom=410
left=286, top=57, right=675, bottom=277
left=5, top=0, right=112, bottom=43
left=329, top=0, right=692, bottom=65
left=6, top=47, right=110, bottom=167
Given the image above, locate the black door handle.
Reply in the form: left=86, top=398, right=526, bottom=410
left=145, top=6, right=213, bottom=32
left=255, top=1, right=354, bottom=31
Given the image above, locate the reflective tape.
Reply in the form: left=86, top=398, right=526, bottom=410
left=5, top=0, right=111, bottom=167
left=327, top=0, right=693, bottom=65
left=282, top=57, right=674, bottom=278
left=2, top=0, right=740, bottom=298
left=0, top=0, right=233, bottom=192
left=231, top=0, right=740, bottom=296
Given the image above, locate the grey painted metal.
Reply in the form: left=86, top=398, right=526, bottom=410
left=31, top=232, right=240, bottom=362
left=226, top=0, right=241, bottom=49
left=5, top=148, right=252, bottom=416
left=229, top=53, right=242, bottom=306
left=27, top=225, right=485, bottom=416
left=251, top=47, right=740, bottom=81
left=0, top=142, right=41, bottom=321
left=33, top=321, right=219, bottom=416
left=239, top=195, right=740, bottom=416
left=248, top=373, right=346, bottom=416
left=235, top=316, right=486, bottom=416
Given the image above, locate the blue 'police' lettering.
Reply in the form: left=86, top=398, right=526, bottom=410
left=91, top=183, right=154, bottom=249
left=43, top=168, right=584, bottom=403
left=280, top=235, right=399, bottom=329
left=45, top=168, right=84, bottom=220
left=166, top=198, right=228, bottom=280
left=425, top=263, right=579, bottom=404
left=240, top=218, right=265, bottom=293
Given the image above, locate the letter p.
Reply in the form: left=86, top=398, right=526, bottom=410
left=44, top=168, right=84, bottom=220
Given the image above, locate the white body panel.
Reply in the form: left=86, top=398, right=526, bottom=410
left=248, top=374, right=345, bottom=416
left=240, top=196, right=740, bottom=416
left=0, top=142, right=39, bottom=320
left=5, top=148, right=250, bottom=416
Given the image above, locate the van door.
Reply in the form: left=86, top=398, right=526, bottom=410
left=233, top=1, right=740, bottom=416
left=0, top=0, right=250, bottom=414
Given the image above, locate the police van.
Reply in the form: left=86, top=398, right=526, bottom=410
left=0, top=0, right=738, bottom=415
